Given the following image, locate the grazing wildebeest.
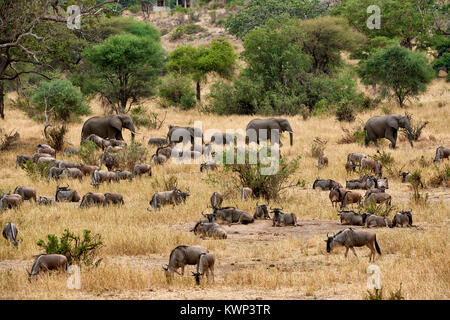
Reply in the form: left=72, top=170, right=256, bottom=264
left=271, top=208, right=297, bottom=227
left=2, top=222, right=19, bottom=247
left=100, top=151, right=119, bottom=171
left=325, top=228, right=381, bottom=262
left=48, top=167, right=65, bottom=180
left=200, top=161, right=217, bottom=172
left=434, top=146, right=450, bottom=163
left=213, top=206, right=254, bottom=225
left=210, top=192, right=223, bottom=209
left=0, top=194, right=23, bottom=211
left=318, top=155, right=329, bottom=168
left=27, top=254, right=68, bottom=279
left=156, top=143, right=177, bottom=159
left=345, top=160, right=357, bottom=173
left=37, top=196, right=55, bottom=206
left=162, top=245, right=209, bottom=282
left=241, top=187, right=253, bottom=201
left=360, top=157, right=383, bottom=178
left=58, top=161, right=79, bottom=169
left=60, top=168, right=83, bottom=181
left=114, top=170, right=133, bottom=181
left=37, top=156, right=58, bottom=167
left=391, top=211, right=413, bottom=228
left=55, top=185, right=80, bottom=202
left=329, top=187, right=347, bottom=208
left=313, top=179, right=342, bottom=191
left=78, top=164, right=99, bottom=176
left=16, top=154, right=32, bottom=168
left=32, top=152, right=53, bottom=163
left=191, top=221, right=227, bottom=239
left=337, top=210, right=370, bottom=226
left=347, top=153, right=366, bottom=168
left=345, top=175, right=377, bottom=190
left=79, top=193, right=106, bottom=208
left=92, top=169, right=116, bottom=187
left=63, top=147, right=79, bottom=155
left=13, top=186, right=36, bottom=202
left=149, top=189, right=189, bottom=210
left=104, top=193, right=124, bottom=206
left=254, top=203, right=271, bottom=219
left=148, top=137, right=168, bottom=147
left=152, top=153, right=168, bottom=165
left=365, top=215, right=392, bottom=228
left=106, top=138, right=127, bottom=148
left=340, top=191, right=362, bottom=209
left=192, top=252, right=215, bottom=285
left=364, top=192, right=391, bottom=207
left=132, top=164, right=152, bottom=177
left=87, top=134, right=110, bottom=150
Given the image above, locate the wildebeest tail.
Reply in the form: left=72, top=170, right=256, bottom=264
left=375, top=237, right=381, bottom=255
left=312, top=179, right=318, bottom=189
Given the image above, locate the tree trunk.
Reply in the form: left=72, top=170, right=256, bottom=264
left=196, top=81, right=201, bottom=101
left=0, top=81, right=4, bottom=119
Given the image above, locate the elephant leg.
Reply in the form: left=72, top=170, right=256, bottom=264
left=385, top=127, right=397, bottom=149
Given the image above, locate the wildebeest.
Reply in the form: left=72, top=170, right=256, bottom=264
left=192, top=252, right=215, bottom=285
left=58, top=161, right=79, bottom=169
left=36, top=144, right=56, bottom=157
left=191, top=221, right=227, bottom=239
left=313, top=179, right=342, bottom=191
left=345, top=175, right=377, bottom=190
left=100, top=151, right=119, bottom=171
left=360, top=157, right=383, bottom=178
left=55, top=185, right=80, bottom=202
left=37, top=196, right=55, bottom=206
left=254, top=203, right=271, bottom=219
left=241, top=187, right=253, bottom=201
left=337, top=210, right=370, bottom=226
left=162, top=245, right=209, bottom=282
left=347, top=153, right=366, bottom=167
left=104, top=193, right=124, bottom=206
left=32, top=152, right=53, bottom=163
left=391, top=211, right=413, bottom=228
left=87, top=134, right=110, bottom=150
left=345, top=160, right=357, bottom=173
left=152, top=153, right=168, bottom=165
left=60, top=168, right=83, bottom=181
left=48, top=167, right=65, bottom=180
left=149, top=189, right=189, bottom=210
left=210, top=131, right=236, bottom=145
left=0, top=194, right=23, bottom=211
left=340, top=191, right=362, bottom=209
left=210, top=192, right=223, bottom=209
left=325, top=228, right=381, bottom=262
left=434, top=146, right=450, bottom=163
left=37, top=156, right=59, bottom=167
left=200, top=161, right=217, bottom=172
left=376, top=178, right=389, bottom=189
left=78, top=164, right=99, bottom=176
left=365, top=215, right=392, bottom=228
left=16, top=154, right=32, bottom=168
left=148, top=137, right=168, bottom=147
left=63, top=147, right=79, bottom=155
left=329, top=187, right=347, bottom=208
left=400, top=172, right=412, bottom=183
left=156, top=143, right=177, bottom=159
left=114, top=170, right=133, bottom=181
left=213, top=206, right=254, bottom=225
left=318, top=155, right=329, bottom=168
left=2, top=222, right=19, bottom=247
left=13, top=186, right=36, bottom=202
left=132, top=164, right=152, bottom=177
left=271, top=208, right=297, bottom=226
left=106, top=138, right=127, bottom=148
left=364, top=192, right=391, bottom=206
left=92, top=169, right=116, bottom=187
left=27, top=254, right=68, bottom=279
left=79, top=192, right=106, bottom=208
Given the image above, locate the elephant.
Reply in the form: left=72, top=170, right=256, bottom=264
left=245, top=118, right=293, bottom=146
left=167, top=125, right=203, bottom=146
left=364, top=115, right=413, bottom=149
left=80, top=115, right=136, bottom=145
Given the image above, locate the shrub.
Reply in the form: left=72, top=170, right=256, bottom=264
left=335, top=101, right=356, bottom=122
left=45, top=124, right=67, bottom=151
left=401, top=112, right=429, bottom=141
left=115, top=142, right=148, bottom=171
left=0, top=129, right=20, bottom=151
left=429, top=164, right=450, bottom=188
left=408, top=170, right=427, bottom=204
left=159, top=75, right=197, bottom=109
left=311, top=138, right=326, bottom=158
left=163, top=175, right=179, bottom=190
left=37, top=229, right=103, bottom=267
left=128, top=4, right=141, bottom=13
left=78, top=140, right=101, bottom=166
left=337, top=125, right=365, bottom=145
left=21, top=160, right=51, bottom=180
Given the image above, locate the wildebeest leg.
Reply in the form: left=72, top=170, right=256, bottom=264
left=345, top=247, right=349, bottom=258
left=367, top=243, right=376, bottom=262
left=350, top=247, right=358, bottom=259
left=180, top=265, right=185, bottom=276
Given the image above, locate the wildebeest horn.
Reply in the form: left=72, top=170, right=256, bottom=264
left=26, top=269, right=31, bottom=276
left=327, top=233, right=329, bottom=238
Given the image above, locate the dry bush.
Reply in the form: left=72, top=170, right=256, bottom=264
left=0, top=129, right=19, bottom=151
left=45, top=124, right=67, bottom=151
left=428, top=164, right=450, bottom=188
left=311, top=137, right=327, bottom=158
left=401, top=112, right=429, bottom=141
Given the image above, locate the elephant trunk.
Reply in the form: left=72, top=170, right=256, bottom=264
left=289, top=131, right=293, bottom=146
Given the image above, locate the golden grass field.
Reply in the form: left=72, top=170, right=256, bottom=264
left=0, top=11, right=449, bottom=300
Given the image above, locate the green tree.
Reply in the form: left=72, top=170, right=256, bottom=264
left=358, top=45, right=434, bottom=107
left=167, top=38, right=236, bottom=101
left=81, top=31, right=165, bottom=113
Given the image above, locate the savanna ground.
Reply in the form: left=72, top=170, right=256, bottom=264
left=0, top=10, right=449, bottom=300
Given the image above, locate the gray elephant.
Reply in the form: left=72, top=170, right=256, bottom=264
left=80, top=115, right=136, bottom=145
left=364, top=115, right=413, bottom=149
left=246, top=118, right=293, bottom=146
left=167, top=125, right=203, bottom=146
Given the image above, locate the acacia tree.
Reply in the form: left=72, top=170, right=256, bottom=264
left=358, top=45, right=434, bottom=107
left=167, top=38, right=236, bottom=101
left=0, top=0, right=118, bottom=119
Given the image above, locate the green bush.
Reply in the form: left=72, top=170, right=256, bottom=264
left=78, top=140, right=101, bottom=166
left=115, top=142, right=148, bottom=171
left=128, top=3, right=141, bottom=13
left=21, top=160, right=51, bottom=180
left=37, top=229, right=103, bottom=267
left=159, top=75, right=197, bottom=109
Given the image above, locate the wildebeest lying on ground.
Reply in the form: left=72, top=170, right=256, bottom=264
left=149, top=189, right=189, bottom=210
left=365, top=214, right=392, bottom=228
left=163, top=245, right=209, bottom=282
left=254, top=203, right=271, bottom=219
left=2, top=222, right=19, bottom=247
left=27, top=254, right=68, bottom=280
left=36, top=144, right=56, bottom=157
left=13, top=186, right=36, bottom=202
left=148, top=137, right=168, bottom=147
left=391, top=211, right=414, bottom=228
left=325, top=228, right=381, bottom=262
left=313, top=179, right=342, bottom=191
left=79, top=192, right=106, bottom=208
left=434, top=146, right=450, bottom=163
left=271, top=208, right=297, bottom=226
left=337, top=210, right=370, bottom=226
left=55, top=185, right=80, bottom=202
left=212, top=206, right=254, bottom=226
left=37, top=196, right=55, bottom=206
left=191, top=221, right=227, bottom=239
left=0, top=194, right=23, bottom=211
left=200, top=161, right=217, bottom=172
left=192, top=252, right=215, bottom=285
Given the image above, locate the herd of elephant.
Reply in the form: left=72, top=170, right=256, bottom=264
left=1, top=113, right=449, bottom=284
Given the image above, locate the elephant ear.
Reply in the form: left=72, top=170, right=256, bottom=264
left=110, top=116, right=123, bottom=131
left=387, top=116, right=399, bottom=130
